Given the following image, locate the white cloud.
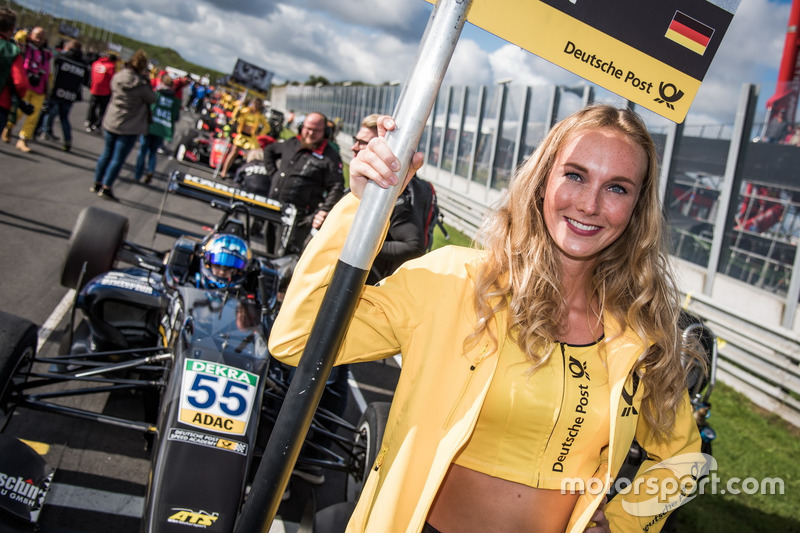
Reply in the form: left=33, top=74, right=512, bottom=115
left=442, top=39, right=492, bottom=86
left=18, top=0, right=792, bottom=124
left=488, top=44, right=583, bottom=88
left=692, top=0, right=790, bottom=123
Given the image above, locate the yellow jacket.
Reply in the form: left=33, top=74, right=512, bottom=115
left=270, top=194, right=702, bottom=533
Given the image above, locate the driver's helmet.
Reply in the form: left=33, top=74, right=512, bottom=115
left=199, top=233, right=252, bottom=289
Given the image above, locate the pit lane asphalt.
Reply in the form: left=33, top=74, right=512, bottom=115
left=0, top=100, right=400, bottom=532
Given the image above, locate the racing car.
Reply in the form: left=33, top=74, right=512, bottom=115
left=176, top=106, right=282, bottom=173
left=0, top=171, right=387, bottom=531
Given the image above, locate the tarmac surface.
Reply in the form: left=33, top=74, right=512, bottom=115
left=0, top=98, right=400, bottom=532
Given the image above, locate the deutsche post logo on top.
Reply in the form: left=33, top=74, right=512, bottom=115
left=425, top=0, right=739, bottom=123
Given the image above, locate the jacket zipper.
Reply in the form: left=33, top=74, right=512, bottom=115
left=442, top=344, right=490, bottom=429
left=536, top=342, right=567, bottom=485
left=373, top=444, right=388, bottom=471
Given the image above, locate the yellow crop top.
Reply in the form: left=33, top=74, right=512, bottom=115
left=453, top=338, right=610, bottom=489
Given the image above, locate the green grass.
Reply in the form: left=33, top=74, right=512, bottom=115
left=670, top=381, right=800, bottom=532
left=432, top=221, right=473, bottom=250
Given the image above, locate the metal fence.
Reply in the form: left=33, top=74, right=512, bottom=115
left=273, top=81, right=800, bottom=426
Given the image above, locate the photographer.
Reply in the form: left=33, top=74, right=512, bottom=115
left=0, top=7, right=30, bottom=131
left=1, top=26, right=50, bottom=153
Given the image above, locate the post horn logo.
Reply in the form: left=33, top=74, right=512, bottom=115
left=654, top=82, right=685, bottom=110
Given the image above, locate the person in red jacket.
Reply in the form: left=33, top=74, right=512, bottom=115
left=85, top=52, right=117, bottom=132
left=172, top=75, right=190, bottom=109
left=0, top=7, right=29, bottom=130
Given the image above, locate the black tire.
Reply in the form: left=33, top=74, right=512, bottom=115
left=701, top=439, right=712, bottom=456
left=0, top=311, right=36, bottom=431
left=346, top=401, right=391, bottom=502
left=679, top=311, right=715, bottom=395
left=60, top=206, right=128, bottom=290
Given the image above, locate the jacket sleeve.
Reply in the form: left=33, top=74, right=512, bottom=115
left=379, top=197, right=424, bottom=264
left=268, top=193, right=436, bottom=367
left=11, top=53, right=30, bottom=96
left=263, top=141, right=281, bottom=176
left=605, top=392, right=703, bottom=532
left=142, top=81, right=157, bottom=105
left=316, top=150, right=344, bottom=213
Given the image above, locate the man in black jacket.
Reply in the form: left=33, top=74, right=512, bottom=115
left=351, top=114, right=429, bottom=284
left=264, top=111, right=344, bottom=255
left=38, top=39, right=88, bottom=151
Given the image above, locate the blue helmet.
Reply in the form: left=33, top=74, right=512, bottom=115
left=199, top=233, right=252, bottom=289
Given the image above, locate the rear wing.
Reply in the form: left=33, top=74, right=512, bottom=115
left=156, top=170, right=297, bottom=256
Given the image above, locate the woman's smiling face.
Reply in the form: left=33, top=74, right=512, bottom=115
left=542, top=127, right=647, bottom=268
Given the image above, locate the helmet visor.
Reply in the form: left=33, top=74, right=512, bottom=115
left=205, top=251, right=248, bottom=271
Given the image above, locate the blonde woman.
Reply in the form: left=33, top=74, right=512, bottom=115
left=270, top=105, right=704, bottom=533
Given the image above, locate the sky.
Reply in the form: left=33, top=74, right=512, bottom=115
left=14, top=0, right=795, bottom=126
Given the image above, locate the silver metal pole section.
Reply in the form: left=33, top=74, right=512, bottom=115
left=658, top=121, right=684, bottom=207
left=453, top=85, right=468, bottom=187
left=437, top=87, right=453, bottom=176
left=546, top=85, right=560, bottom=129
left=466, top=86, right=485, bottom=184
left=512, top=87, right=531, bottom=170
left=425, top=94, right=439, bottom=166
left=704, top=83, right=758, bottom=295
left=783, top=224, right=800, bottom=328
left=340, top=0, right=473, bottom=268
left=582, top=85, right=594, bottom=107
left=487, top=82, right=508, bottom=191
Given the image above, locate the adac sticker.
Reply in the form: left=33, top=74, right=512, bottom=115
left=178, top=359, right=259, bottom=436
left=167, top=507, right=219, bottom=528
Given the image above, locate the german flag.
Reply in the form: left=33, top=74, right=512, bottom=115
left=666, top=11, right=714, bottom=55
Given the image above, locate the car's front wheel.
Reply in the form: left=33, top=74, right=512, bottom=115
left=174, top=133, right=195, bottom=162
left=345, top=401, right=391, bottom=502
left=60, top=207, right=128, bottom=290
left=0, top=311, right=36, bottom=431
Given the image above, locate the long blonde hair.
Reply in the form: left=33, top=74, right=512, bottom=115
left=469, top=104, right=694, bottom=441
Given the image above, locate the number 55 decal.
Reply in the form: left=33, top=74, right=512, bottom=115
left=179, top=359, right=259, bottom=435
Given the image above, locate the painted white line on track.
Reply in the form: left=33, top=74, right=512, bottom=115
left=54, top=448, right=150, bottom=479
left=45, top=483, right=144, bottom=518
left=37, top=289, right=75, bottom=352
left=45, top=483, right=299, bottom=530
left=348, top=371, right=367, bottom=414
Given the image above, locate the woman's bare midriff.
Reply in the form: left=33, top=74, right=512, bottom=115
left=427, top=464, right=580, bottom=533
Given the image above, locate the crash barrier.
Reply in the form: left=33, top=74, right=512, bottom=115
left=684, top=291, right=800, bottom=428
left=428, top=180, right=486, bottom=239
left=280, top=81, right=800, bottom=427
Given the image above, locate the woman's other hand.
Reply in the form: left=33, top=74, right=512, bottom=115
left=584, top=497, right=610, bottom=533
left=348, top=116, right=424, bottom=199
